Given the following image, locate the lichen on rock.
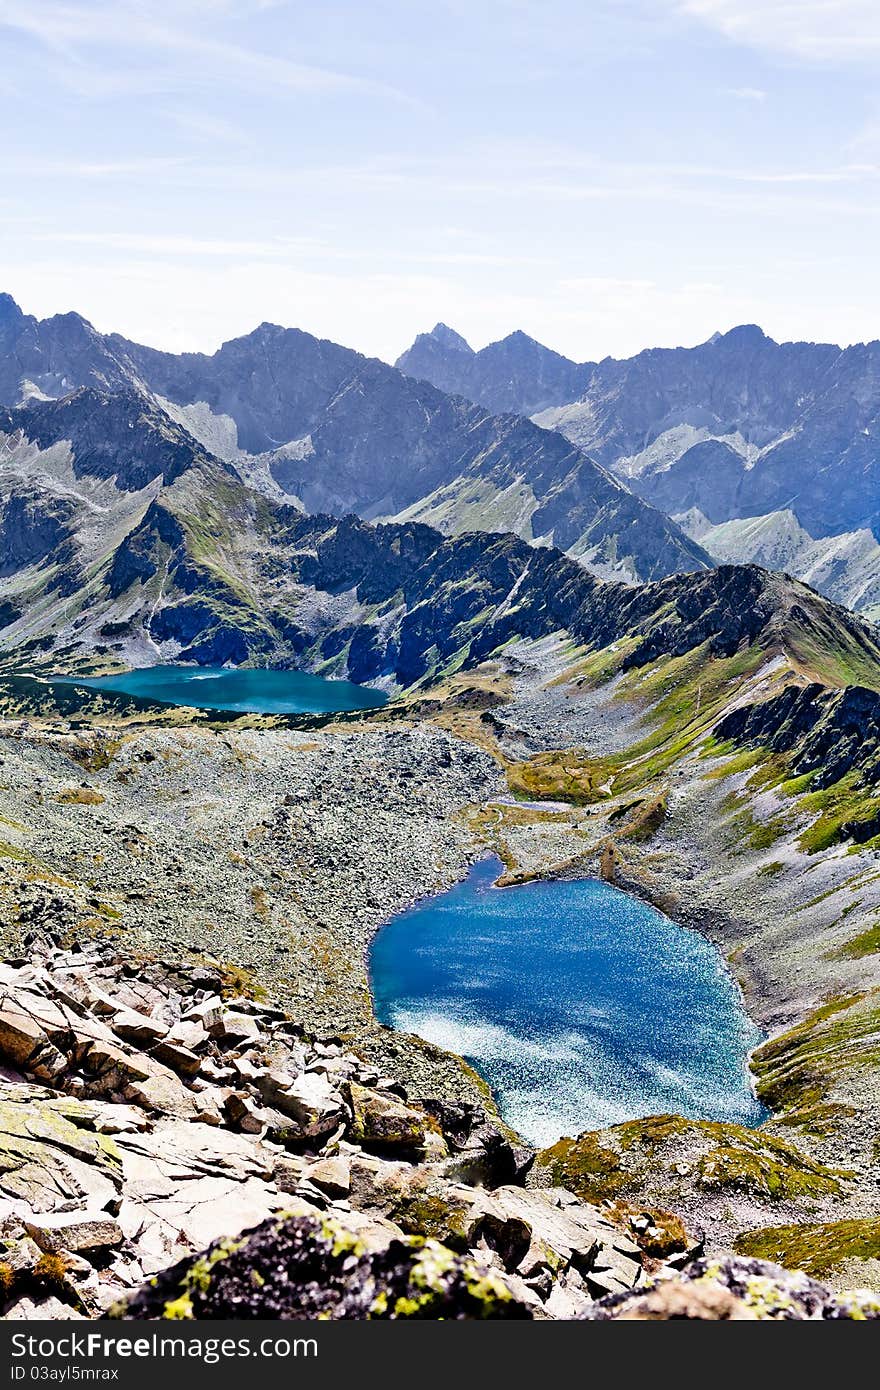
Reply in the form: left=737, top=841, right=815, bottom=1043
left=113, top=1211, right=532, bottom=1320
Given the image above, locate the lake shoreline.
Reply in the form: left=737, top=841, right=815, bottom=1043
left=369, top=853, right=767, bottom=1149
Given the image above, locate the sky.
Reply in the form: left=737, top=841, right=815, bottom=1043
left=1, top=0, right=880, bottom=363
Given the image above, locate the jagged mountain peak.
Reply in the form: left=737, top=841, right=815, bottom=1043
left=426, top=322, right=473, bottom=353
left=0, top=292, right=24, bottom=322
left=496, top=328, right=543, bottom=347
left=0, top=294, right=709, bottom=586
left=396, top=322, right=588, bottom=417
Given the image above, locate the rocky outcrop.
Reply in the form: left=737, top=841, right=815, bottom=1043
left=536, top=1114, right=848, bottom=1223
left=0, top=937, right=657, bottom=1320
left=0, top=490, right=76, bottom=578
left=715, top=682, right=880, bottom=791
left=582, top=1255, right=880, bottom=1320
left=0, top=389, right=237, bottom=493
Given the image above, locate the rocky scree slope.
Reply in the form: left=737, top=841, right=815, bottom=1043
left=0, top=934, right=691, bottom=1321
left=0, top=295, right=706, bottom=584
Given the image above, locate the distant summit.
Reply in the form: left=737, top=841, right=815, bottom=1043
left=425, top=323, right=473, bottom=354
left=713, top=324, right=771, bottom=348
left=396, top=324, right=588, bottom=414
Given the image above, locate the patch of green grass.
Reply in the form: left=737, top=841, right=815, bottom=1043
left=508, top=645, right=775, bottom=807
left=795, top=774, right=880, bottom=854
left=826, top=919, right=880, bottom=961
left=701, top=743, right=765, bottom=779
left=752, top=991, right=880, bottom=1116
left=734, top=1217, right=880, bottom=1279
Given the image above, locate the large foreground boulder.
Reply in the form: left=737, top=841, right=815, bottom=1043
left=113, top=1211, right=532, bottom=1320
left=582, top=1256, right=880, bottom=1320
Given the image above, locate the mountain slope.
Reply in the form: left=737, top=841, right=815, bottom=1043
left=0, top=297, right=708, bottom=586
left=536, top=325, right=880, bottom=544
left=1, top=386, right=877, bottom=699
left=678, top=509, right=880, bottom=621
left=398, top=320, right=880, bottom=613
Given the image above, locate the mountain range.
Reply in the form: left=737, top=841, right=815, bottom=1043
left=2, top=364, right=878, bottom=700
left=3, top=295, right=880, bottom=1321
left=2, top=291, right=880, bottom=683
left=397, top=322, right=880, bottom=618
left=0, top=294, right=705, bottom=589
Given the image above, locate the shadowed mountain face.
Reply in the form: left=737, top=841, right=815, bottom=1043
left=0, top=297, right=708, bottom=586
left=0, top=378, right=877, bottom=700
left=395, top=321, right=880, bottom=613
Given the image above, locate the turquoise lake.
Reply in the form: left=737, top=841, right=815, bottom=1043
left=67, top=664, right=388, bottom=715
left=370, top=856, right=766, bottom=1147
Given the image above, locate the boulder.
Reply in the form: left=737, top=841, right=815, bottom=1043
left=347, top=1083, right=425, bottom=1151
left=113, top=1211, right=533, bottom=1320
left=264, top=1072, right=345, bottom=1139
left=583, top=1255, right=880, bottom=1320
left=305, top=1155, right=351, bottom=1199
left=4, top=1296, right=86, bottom=1320
left=211, top=1012, right=262, bottom=1045
left=110, top=1010, right=167, bottom=1046
left=223, top=1092, right=266, bottom=1134
left=23, top=1211, right=124, bottom=1255
left=164, top=1020, right=208, bottom=1052
left=440, top=1121, right=534, bottom=1188
left=151, top=1040, right=201, bottom=1077
left=0, top=1086, right=123, bottom=1212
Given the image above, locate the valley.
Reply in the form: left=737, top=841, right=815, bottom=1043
left=1, top=295, right=879, bottom=1320
left=1, top=550, right=879, bottom=1309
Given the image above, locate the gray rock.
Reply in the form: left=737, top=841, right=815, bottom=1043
left=110, top=1009, right=166, bottom=1045
left=347, top=1083, right=425, bottom=1150
left=24, top=1211, right=124, bottom=1254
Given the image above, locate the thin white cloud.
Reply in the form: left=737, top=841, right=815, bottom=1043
left=0, top=0, right=414, bottom=103
left=0, top=156, right=193, bottom=180
left=726, top=86, right=766, bottom=102
left=37, top=232, right=313, bottom=258
left=678, top=0, right=880, bottom=61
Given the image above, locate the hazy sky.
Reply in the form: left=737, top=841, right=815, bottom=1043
left=2, top=0, right=879, bottom=362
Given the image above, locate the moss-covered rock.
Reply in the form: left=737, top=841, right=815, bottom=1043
left=347, top=1083, right=426, bottom=1152
left=537, top=1112, right=846, bottom=1208
left=113, top=1211, right=532, bottom=1320
left=0, top=1088, right=124, bottom=1210
left=585, top=1255, right=880, bottom=1320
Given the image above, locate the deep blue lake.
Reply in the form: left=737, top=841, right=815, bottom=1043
left=66, top=664, right=388, bottom=715
left=370, top=856, right=766, bottom=1146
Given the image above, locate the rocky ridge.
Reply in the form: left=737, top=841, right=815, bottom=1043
left=0, top=296, right=706, bottom=586
left=396, top=321, right=880, bottom=613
